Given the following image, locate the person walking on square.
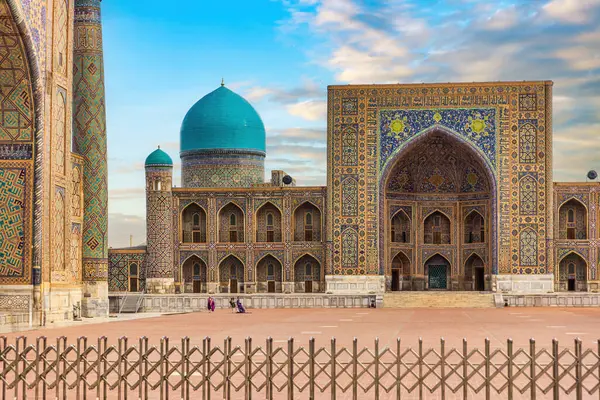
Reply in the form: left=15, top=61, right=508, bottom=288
left=210, top=297, right=216, bottom=312
left=229, top=298, right=236, bottom=313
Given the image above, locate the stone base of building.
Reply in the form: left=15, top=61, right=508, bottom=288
left=502, top=293, right=600, bottom=307
left=146, top=278, right=175, bottom=294
left=0, top=285, right=33, bottom=332
left=325, top=275, right=385, bottom=294
left=494, top=274, right=554, bottom=293
left=81, top=281, right=108, bottom=318
left=109, top=293, right=376, bottom=313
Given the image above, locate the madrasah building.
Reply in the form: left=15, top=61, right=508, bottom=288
left=2, top=0, right=600, bottom=327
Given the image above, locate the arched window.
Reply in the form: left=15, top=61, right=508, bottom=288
left=157, top=180, right=162, bottom=191
left=267, top=263, right=274, bottom=277
left=230, top=264, right=236, bottom=276
left=230, top=214, right=237, bottom=226
left=193, top=213, right=200, bottom=226
left=424, top=212, right=451, bottom=244
left=568, top=209, right=574, bottom=223
left=305, top=262, right=312, bottom=276
left=129, top=263, right=139, bottom=292
left=267, top=213, right=274, bottom=227
left=391, top=210, right=410, bottom=243
left=193, top=263, right=200, bottom=276
left=305, top=212, right=313, bottom=241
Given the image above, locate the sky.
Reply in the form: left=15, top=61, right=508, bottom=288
left=103, top=0, right=600, bottom=248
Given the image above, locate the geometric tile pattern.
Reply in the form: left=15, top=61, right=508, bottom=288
left=0, top=1, right=34, bottom=143
left=145, top=168, right=173, bottom=279
left=181, top=150, right=264, bottom=188
left=328, top=82, right=551, bottom=276
left=108, top=251, right=146, bottom=292
left=73, top=0, right=108, bottom=281
left=0, top=167, right=27, bottom=277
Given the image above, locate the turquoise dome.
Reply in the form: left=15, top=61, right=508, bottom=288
left=180, top=85, right=266, bottom=153
left=145, top=147, right=173, bottom=166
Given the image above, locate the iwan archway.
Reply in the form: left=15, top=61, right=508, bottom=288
left=381, top=128, right=496, bottom=291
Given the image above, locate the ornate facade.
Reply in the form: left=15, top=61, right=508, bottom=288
left=0, top=0, right=108, bottom=326
left=108, top=81, right=600, bottom=296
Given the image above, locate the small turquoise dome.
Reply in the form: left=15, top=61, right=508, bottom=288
left=180, top=84, right=266, bottom=153
left=145, top=147, right=173, bottom=166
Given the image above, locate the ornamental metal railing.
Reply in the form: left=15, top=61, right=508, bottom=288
left=1, top=336, right=600, bottom=399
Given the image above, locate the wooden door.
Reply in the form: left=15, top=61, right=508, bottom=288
left=230, top=279, right=238, bottom=293
left=129, top=277, right=138, bottom=292
left=193, top=280, right=201, bottom=293
left=267, top=281, right=275, bottom=293
left=391, top=270, right=399, bottom=291
left=305, top=280, right=313, bottom=293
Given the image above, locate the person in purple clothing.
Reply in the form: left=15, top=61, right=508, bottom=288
left=210, top=297, right=216, bottom=312
left=236, top=297, right=246, bottom=313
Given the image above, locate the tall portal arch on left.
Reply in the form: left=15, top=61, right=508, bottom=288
left=0, top=0, right=43, bottom=285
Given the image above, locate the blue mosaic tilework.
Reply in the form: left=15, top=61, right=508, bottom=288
left=379, top=108, right=497, bottom=172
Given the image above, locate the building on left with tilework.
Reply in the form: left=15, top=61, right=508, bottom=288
left=0, top=0, right=109, bottom=328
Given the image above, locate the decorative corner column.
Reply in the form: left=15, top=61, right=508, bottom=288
left=73, top=0, right=109, bottom=317
left=145, top=160, right=175, bottom=294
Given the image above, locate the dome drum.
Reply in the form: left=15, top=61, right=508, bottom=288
left=181, top=149, right=265, bottom=188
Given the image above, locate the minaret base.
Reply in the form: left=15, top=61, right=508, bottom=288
left=81, top=281, right=109, bottom=318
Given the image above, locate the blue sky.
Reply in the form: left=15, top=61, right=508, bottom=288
left=104, top=0, right=600, bottom=247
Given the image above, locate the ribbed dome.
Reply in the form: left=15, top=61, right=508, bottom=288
left=180, top=85, right=266, bottom=153
left=145, top=147, right=173, bottom=166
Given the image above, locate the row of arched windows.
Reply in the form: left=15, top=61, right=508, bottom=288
left=181, top=201, right=322, bottom=244
left=390, top=210, right=486, bottom=245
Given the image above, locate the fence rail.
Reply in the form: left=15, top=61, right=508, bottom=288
left=1, top=336, right=600, bottom=399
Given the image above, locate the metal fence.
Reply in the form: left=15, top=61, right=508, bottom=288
left=1, top=336, right=600, bottom=399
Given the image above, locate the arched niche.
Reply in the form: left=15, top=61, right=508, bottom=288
left=218, top=203, right=244, bottom=243
left=558, top=199, right=587, bottom=240
left=293, top=202, right=321, bottom=242
left=391, top=252, right=411, bottom=291
left=182, top=256, right=207, bottom=293
left=256, top=202, right=282, bottom=242
left=293, top=254, right=321, bottom=293
left=256, top=255, right=282, bottom=293
left=182, top=203, right=207, bottom=243
left=218, top=255, right=244, bottom=294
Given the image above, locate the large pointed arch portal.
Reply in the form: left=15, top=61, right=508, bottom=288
left=380, top=127, right=497, bottom=291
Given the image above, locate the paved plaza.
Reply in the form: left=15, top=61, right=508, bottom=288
left=3, top=307, right=600, bottom=399
left=4, top=307, right=600, bottom=349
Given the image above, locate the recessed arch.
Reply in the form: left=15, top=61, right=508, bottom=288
left=182, top=255, right=207, bottom=293
left=255, top=201, right=282, bottom=242
left=292, top=200, right=322, bottom=214
left=423, top=211, right=451, bottom=245
left=293, top=201, right=322, bottom=242
left=218, top=254, right=245, bottom=294
left=558, top=198, right=588, bottom=240
left=464, top=253, right=486, bottom=291
left=424, top=253, right=451, bottom=290
left=218, top=202, right=245, bottom=243
left=379, top=126, right=498, bottom=277
left=390, top=209, right=411, bottom=243
left=558, top=250, right=587, bottom=264
left=464, top=210, right=485, bottom=244
left=181, top=203, right=207, bottom=243
left=293, top=254, right=321, bottom=293
left=256, top=254, right=282, bottom=293
left=391, top=251, right=411, bottom=291
left=558, top=252, right=588, bottom=292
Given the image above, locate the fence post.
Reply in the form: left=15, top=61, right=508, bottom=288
left=225, top=337, right=232, bottom=400
left=374, top=338, right=380, bottom=400
left=140, top=337, right=147, bottom=400
left=485, top=338, right=490, bottom=400
left=182, top=337, right=189, bottom=400
left=0, top=336, right=5, bottom=400
left=353, top=338, right=358, bottom=400
left=463, top=338, right=468, bottom=400
left=419, top=338, right=424, bottom=400
left=288, top=338, right=294, bottom=400
left=552, top=339, right=559, bottom=400
left=15, top=336, right=22, bottom=400
left=309, top=337, right=315, bottom=400
left=507, top=338, right=513, bottom=400
left=396, top=338, right=401, bottom=400
left=331, top=338, right=336, bottom=400
left=245, top=337, right=252, bottom=400
left=118, top=337, right=124, bottom=400
left=207, top=337, right=212, bottom=400
left=530, top=338, right=536, bottom=400
left=266, top=337, right=273, bottom=400
left=54, top=337, right=59, bottom=400
left=440, top=338, right=445, bottom=400
left=575, top=338, right=582, bottom=400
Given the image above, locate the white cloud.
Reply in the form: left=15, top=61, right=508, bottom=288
left=543, top=0, right=600, bottom=23
left=108, top=213, right=146, bottom=248
left=482, top=6, right=519, bottom=30
left=286, top=100, right=327, bottom=121
left=555, top=46, right=600, bottom=71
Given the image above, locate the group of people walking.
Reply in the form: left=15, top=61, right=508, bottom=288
left=206, top=296, right=246, bottom=313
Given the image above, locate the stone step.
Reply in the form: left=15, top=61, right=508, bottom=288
left=120, top=295, right=143, bottom=313
left=383, top=292, right=495, bottom=308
